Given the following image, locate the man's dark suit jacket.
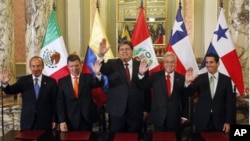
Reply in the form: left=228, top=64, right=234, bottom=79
left=2, top=75, right=57, bottom=131
left=100, top=58, right=150, bottom=117
left=149, top=71, right=188, bottom=132
left=186, top=72, right=233, bottom=132
left=57, top=73, right=103, bottom=130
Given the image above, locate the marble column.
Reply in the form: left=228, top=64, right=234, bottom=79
left=183, top=0, right=194, bottom=45
left=228, top=0, right=249, bottom=92
left=25, top=0, right=53, bottom=73
left=0, top=1, right=16, bottom=136
left=0, top=0, right=16, bottom=85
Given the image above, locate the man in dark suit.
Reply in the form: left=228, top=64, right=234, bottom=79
left=185, top=53, right=234, bottom=133
left=57, top=54, right=103, bottom=131
left=1, top=56, right=57, bottom=131
left=141, top=52, right=189, bottom=132
left=97, top=39, right=150, bottom=133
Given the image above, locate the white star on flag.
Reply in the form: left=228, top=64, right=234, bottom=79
left=172, top=20, right=183, bottom=36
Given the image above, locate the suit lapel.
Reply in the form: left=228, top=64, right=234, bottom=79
left=204, top=73, right=214, bottom=100
left=131, top=59, right=139, bottom=82
left=117, top=59, right=129, bottom=84
left=213, top=73, right=221, bottom=99
left=66, top=75, right=76, bottom=99
left=78, top=73, right=84, bottom=98
left=172, top=72, right=178, bottom=96
left=34, top=75, right=47, bottom=100
left=159, top=71, right=168, bottom=97
left=29, top=75, right=37, bottom=100
left=38, top=75, right=45, bottom=100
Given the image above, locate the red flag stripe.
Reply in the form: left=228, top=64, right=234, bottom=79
left=221, top=50, right=244, bottom=93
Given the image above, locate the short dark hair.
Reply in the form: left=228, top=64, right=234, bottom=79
left=30, top=56, right=44, bottom=66
left=118, top=40, right=133, bottom=50
left=205, top=53, right=219, bottom=63
left=67, top=54, right=81, bottom=63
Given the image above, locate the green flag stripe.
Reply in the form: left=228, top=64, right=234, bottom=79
left=41, top=10, right=62, bottom=48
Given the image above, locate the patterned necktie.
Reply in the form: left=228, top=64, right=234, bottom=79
left=210, top=75, right=215, bottom=98
left=34, top=78, right=40, bottom=99
left=166, top=74, right=171, bottom=97
left=73, top=76, right=79, bottom=98
left=124, top=63, right=130, bottom=83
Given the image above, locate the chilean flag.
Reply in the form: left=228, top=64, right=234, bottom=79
left=200, top=8, right=244, bottom=94
left=166, top=7, right=199, bottom=77
left=82, top=9, right=114, bottom=108
left=132, top=7, right=160, bottom=74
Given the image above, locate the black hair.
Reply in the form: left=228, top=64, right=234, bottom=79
left=30, top=56, right=44, bottom=66
left=118, top=40, right=133, bottom=50
left=205, top=53, right=219, bottom=63
left=67, top=54, right=81, bottom=63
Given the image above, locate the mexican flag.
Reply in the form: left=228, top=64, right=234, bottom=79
left=40, top=9, right=69, bottom=82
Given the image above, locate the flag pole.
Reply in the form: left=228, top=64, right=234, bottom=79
left=53, top=0, right=56, bottom=10
left=1, top=59, right=5, bottom=136
left=96, top=0, right=100, bottom=13
left=220, top=0, right=223, bottom=8
left=179, top=0, right=182, bottom=8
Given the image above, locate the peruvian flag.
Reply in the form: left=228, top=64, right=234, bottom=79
left=82, top=9, right=114, bottom=108
left=166, top=6, right=199, bottom=77
left=40, top=9, right=69, bottom=82
left=132, top=7, right=160, bottom=74
left=200, top=8, right=244, bottom=94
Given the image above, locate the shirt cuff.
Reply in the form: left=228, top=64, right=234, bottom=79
left=181, top=117, right=188, bottom=121
left=1, top=83, right=8, bottom=88
left=96, top=55, right=104, bottom=62
left=138, top=74, right=145, bottom=80
left=60, top=122, right=67, bottom=126
left=96, top=73, right=102, bottom=81
left=184, top=82, right=190, bottom=87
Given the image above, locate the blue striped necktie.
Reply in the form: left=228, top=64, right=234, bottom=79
left=34, top=78, right=40, bottom=99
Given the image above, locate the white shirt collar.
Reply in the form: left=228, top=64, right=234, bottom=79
left=165, top=71, right=174, bottom=78
left=208, top=72, right=219, bottom=79
left=71, top=74, right=80, bottom=79
left=32, top=75, right=42, bottom=80
left=124, top=59, right=133, bottom=65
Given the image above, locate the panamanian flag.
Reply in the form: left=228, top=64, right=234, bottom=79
left=200, top=8, right=244, bottom=94
left=40, top=9, right=69, bottom=82
left=132, top=7, right=160, bottom=74
left=82, top=9, right=114, bottom=108
left=166, top=6, right=199, bottom=77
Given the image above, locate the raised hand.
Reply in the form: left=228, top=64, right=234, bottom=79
left=98, top=38, right=110, bottom=57
left=92, top=60, right=102, bottom=75
left=1, top=69, right=10, bottom=85
left=185, top=67, right=195, bottom=83
left=139, top=59, right=149, bottom=75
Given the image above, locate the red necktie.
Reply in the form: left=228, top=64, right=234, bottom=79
left=73, top=76, right=79, bottom=98
left=124, top=63, right=130, bottom=83
left=166, top=74, right=171, bottom=97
